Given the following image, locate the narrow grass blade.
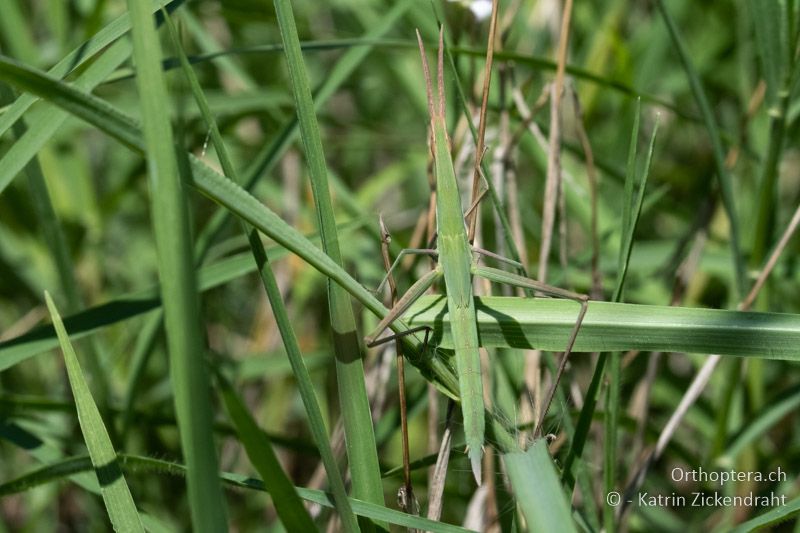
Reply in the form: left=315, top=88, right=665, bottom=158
left=615, top=99, right=642, bottom=302
left=273, top=0, right=385, bottom=520
left=215, top=372, right=317, bottom=531
left=161, top=10, right=358, bottom=529
left=125, top=2, right=227, bottom=528
left=0, top=224, right=362, bottom=369
left=503, top=440, right=577, bottom=533
left=0, top=454, right=478, bottom=533
left=0, top=0, right=183, bottom=140
left=719, top=384, right=800, bottom=463
left=655, top=0, right=747, bottom=297
left=747, top=0, right=785, bottom=104
left=43, top=292, right=144, bottom=532
left=727, top=496, right=800, bottom=533
left=0, top=39, right=132, bottom=196
left=606, top=109, right=658, bottom=531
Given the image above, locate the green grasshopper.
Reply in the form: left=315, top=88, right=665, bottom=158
left=365, top=29, right=588, bottom=484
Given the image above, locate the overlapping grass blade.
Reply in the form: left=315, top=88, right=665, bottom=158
left=605, top=108, right=658, bottom=531
left=655, top=0, right=746, bottom=297
left=0, top=224, right=363, bottom=369
left=125, top=2, right=227, bottom=528
left=0, top=454, right=477, bottom=533
left=0, top=0, right=182, bottom=140
left=273, top=0, right=385, bottom=520
left=503, top=440, right=577, bottom=533
left=215, top=372, right=317, bottom=531
left=0, top=39, right=131, bottom=195
left=44, top=292, right=144, bottom=532
left=403, top=295, right=800, bottom=358
left=162, top=10, right=358, bottom=529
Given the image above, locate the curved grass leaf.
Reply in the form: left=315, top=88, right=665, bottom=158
left=0, top=0, right=182, bottom=141
left=44, top=292, right=144, bottom=532
left=718, top=384, right=800, bottom=464
left=727, top=495, right=800, bottom=533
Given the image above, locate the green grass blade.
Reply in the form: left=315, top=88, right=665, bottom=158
left=0, top=0, right=182, bottom=141
left=614, top=99, right=642, bottom=302
left=162, top=10, right=358, bottom=529
left=605, top=111, right=658, bottom=532
left=0, top=39, right=131, bottom=196
left=748, top=0, right=785, bottom=104
left=43, top=292, right=144, bottom=532
left=273, top=0, right=385, bottom=521
left=655, top=0, right=747, bottom=298
left=215, top=372, right=317, bottom=531
left=503, top=440, right=577, bottom=533
left=719, top=384, right=800, bottom=463
left=125, top=2, right=227, bottom=528
left=405, top=295, right=800, bottom=359
left=0, top=224, right=363, bottom=369
left=727, top=495, right=800, bottom=533
left=0, top=454, right=478, bottom=533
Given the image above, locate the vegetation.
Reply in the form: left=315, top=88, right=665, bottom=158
left=1, top=0, right=799, bottom=531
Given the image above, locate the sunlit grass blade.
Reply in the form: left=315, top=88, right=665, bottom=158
left=125, top=2, right=227, bottom=528
left=215, top=372, right=317, bottom=531
left=0, top=454, right=478, bottom=533
left=161, top=9, right=358, bottom=529
left=503, top=440, right=577, bottom=533
left=273, top=0, right=385, bottom=520
left=405, top=295, right=800, bottom=359
left=43, top=292, right=144, bottom=532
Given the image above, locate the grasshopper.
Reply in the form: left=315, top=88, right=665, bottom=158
left=365, top=28, right=588, bottom=484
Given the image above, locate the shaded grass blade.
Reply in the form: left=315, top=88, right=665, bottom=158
left=215, top=372, right=317, bottom=531
left=125, top=2, right=227, bottom=528
left=727, top=496, right=800, bottom=533
left=655, top=0, right=747, bottom=297
left=605, top=109, right=658, bottom=531
left=0, top=454, right=478, bottom=533
left=273, top=0, right=385, bottom=520
left=161, top=10, right=358, bottom=530
left=44, top=292, right=144, bottom=532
